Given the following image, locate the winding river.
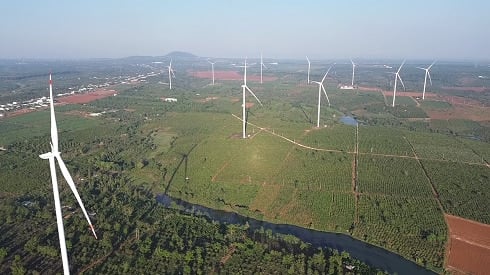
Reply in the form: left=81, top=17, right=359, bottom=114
left=156, top=194, right=435, bottom=275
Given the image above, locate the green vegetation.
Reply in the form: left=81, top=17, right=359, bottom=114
left=353, top=195, right=446, bottom=270
left=422, top=160, right=490, bottom=224
left=1, top=58, right=490, bottom=273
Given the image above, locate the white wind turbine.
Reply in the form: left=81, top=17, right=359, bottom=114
left=39, top=74, right=98, bottom=275
left=207, top=60, right=216, bottom=85
left=417, top=61, right=436, bottom=100
left=391, top=60, right=406, bottom=107
left=311, top=65, right=334, bottom=128
left=167, top=60, right=175, bottom=89
left=238, top=59, right=263, bottom=138
left=350, top=59, right=356, bottom=86
left=260, top=53, right=267, bottom=84
left=306, top=56, right=311, bottom=84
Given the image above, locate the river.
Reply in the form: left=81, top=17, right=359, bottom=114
left=156, top=194, right=435, bottom=275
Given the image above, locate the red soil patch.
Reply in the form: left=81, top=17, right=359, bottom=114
left=195, top=96, right=219, bottom=103
left=357, top=86, right=381, bottom=92
left=445, top=214, right=490, bottom=275
left=57, top=89, right=118, bottom=104
left=190, top=70, right=277, bottom=82
left=3, top=108, right=37, bottom=118
left=245, top=102, right=254, bottom=108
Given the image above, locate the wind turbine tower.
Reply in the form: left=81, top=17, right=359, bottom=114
left=238, top=59, right=263, bottom=138
left=167, top=60, right=175, bottom=89
left=350, top=59, right=356, bottom=87
left=260, top=53, right=267, bottom=84
left=207, top=60, right=216, bottom=85
left=417, top=61, right=436, bottom=100
left=40, top=74, right=98, bottom=275
left=306, top=56, right=311, bottom=84
left=391, top=60, right=406, bottom=107
left=311, top=65, right=333, bottom=128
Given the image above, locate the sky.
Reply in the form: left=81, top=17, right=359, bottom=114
left=1, top=0, right=489, bottom=60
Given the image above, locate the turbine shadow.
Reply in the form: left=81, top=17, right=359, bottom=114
left=164, top=143, right=198, bottom=195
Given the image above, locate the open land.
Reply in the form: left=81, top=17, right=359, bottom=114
left=0, top=57, right=489, bottom=274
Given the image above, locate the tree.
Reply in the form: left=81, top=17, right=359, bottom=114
left=11, top=255, right=26, bottom=275
left=0, top=247, right=7, bottom=263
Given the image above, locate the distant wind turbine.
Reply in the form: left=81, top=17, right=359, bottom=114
left=207, top=60, right=216, bottom=85
left=40, top=74, right=98, bottom=275
left=167, top=60, right=175, bottom=89
left=417, top=61, right=436, bottom=100
left=311, top=65, right=334, bottom=127
left=350, top=59, right=356, bottom=86
left=260, top=53, right=267, bottom=84
left=391, top=60, right=406, bottom=107
left=306, top=56, right=311, bottom=84
left=238, top=59, right=262, bottom=138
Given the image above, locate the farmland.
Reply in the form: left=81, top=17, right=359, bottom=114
left=0, top=56, right=489, bottom=273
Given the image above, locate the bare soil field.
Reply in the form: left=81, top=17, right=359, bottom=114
left=445, top=214, right=490, bottom=275
left=57, top=89, right=117, bottom=104
left=190, top=70, right=277, bottom=82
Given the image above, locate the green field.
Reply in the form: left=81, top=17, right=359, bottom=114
left=1, top=61, right=490, bottom=273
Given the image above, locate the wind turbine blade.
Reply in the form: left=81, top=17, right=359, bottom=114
left=427, top=71, right=433, bottom=86
left=245, top=86, right=262, bottom=106
left=416, top=67, right=426, bottom=70
left=262, top=62, right=268, bottom=69
left=48, top=74, right=59, bottom=152
left=397, top=60, right=406, bottom=73
left=428, top=60, right=436, bottom=70
left=350, top=59, right=355, bottom=65
left=397, top=74, right=406, bottom=91
left=48, top=156, right=70, bottom=275
left=321, top=65, right=334, bottom=83
left=171, top=69, right=176, bottom=78
left=306, top=56, right=310, bottom=63
left=56, top=155, right=98, bottom=239
left=321, top=84, right=330, bottom=106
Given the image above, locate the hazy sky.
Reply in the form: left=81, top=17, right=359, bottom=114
left=1, top=0, right=488, bottom=60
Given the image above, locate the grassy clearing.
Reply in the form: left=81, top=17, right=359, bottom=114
left=0, top=110, right=103, bottom=145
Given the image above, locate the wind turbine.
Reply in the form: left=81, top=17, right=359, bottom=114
left=260, top=53, right=267, bottom=84
left=311, top=65, right=333, bottom=128
left=350, top=59, right=356, bottom=86
left=207, top=60, right=216, bottom=85
left=417, top=61, right=436, bottom=100
left=238, top=59, right=263, bottom=138
left=167, top=60, right=175, bottom=89
left=39, top=74, right=98, bottom=275
left=306, top=56, right=311, bottom=84
left=391, top=60, right=406, bottom=107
